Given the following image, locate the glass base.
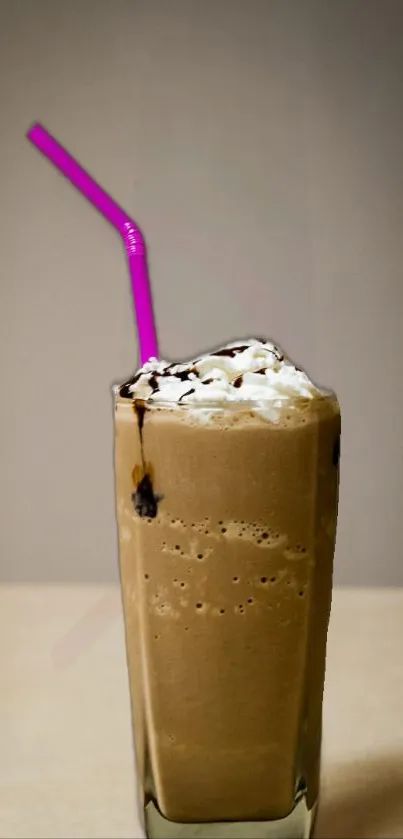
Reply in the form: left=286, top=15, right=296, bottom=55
left=144, top=794, right=316, bottom=839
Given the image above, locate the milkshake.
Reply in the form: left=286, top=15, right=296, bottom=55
left=114, top=339, right=340, bottom=839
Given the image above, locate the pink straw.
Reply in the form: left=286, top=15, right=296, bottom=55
left=27, top=122, right=158, bottom=365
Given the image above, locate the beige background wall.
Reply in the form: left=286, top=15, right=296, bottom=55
left=1, top=0, right=402, bottom=584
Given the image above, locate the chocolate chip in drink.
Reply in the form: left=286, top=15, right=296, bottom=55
left=132, top=474, right=163, bottom=518
left=233, top=375, right=243, bottom=388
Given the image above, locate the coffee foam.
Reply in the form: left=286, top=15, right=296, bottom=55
left=117, top=339, right=323, bottom=423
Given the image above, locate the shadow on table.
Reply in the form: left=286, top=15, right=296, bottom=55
left=315, top=753, right=403, bottom=838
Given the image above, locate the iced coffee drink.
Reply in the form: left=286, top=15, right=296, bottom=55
left=114, top=339, right=340, bottom=839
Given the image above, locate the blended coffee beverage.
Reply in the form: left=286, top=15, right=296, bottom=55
left=114, top=339, right=340, bottom=839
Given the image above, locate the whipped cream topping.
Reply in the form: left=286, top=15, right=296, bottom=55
left=118, top=339, right=323, bottom=411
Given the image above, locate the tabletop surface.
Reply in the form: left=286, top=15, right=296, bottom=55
left=1, top=585, right=403, bottom=839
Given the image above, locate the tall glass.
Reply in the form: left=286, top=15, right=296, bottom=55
left=114, top=391, right=341, bottom=839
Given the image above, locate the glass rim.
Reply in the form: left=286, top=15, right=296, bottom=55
left=112, top=383, right=337, bottom=411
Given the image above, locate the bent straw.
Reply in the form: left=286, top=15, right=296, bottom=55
left=27, top=122, right=158, bottom=365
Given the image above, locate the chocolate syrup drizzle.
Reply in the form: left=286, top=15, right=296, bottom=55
left=212, top=345, right=249, bottom=358
left=179, top=387, right=195, bottom=402
left=130, top=400, right=163, bottom=519
left=133, top=401, right=146, bottom=436
left=118, top=342, right=286, bottom=401
left=169, top=367, right=199, bottom=382
left=148, top=374, right=160, bottom=393
left=131, top=473, right=161, bottom=519
left=119, top=372, right=141, bottom=399
left=119, top=366, right=200, bottom=400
